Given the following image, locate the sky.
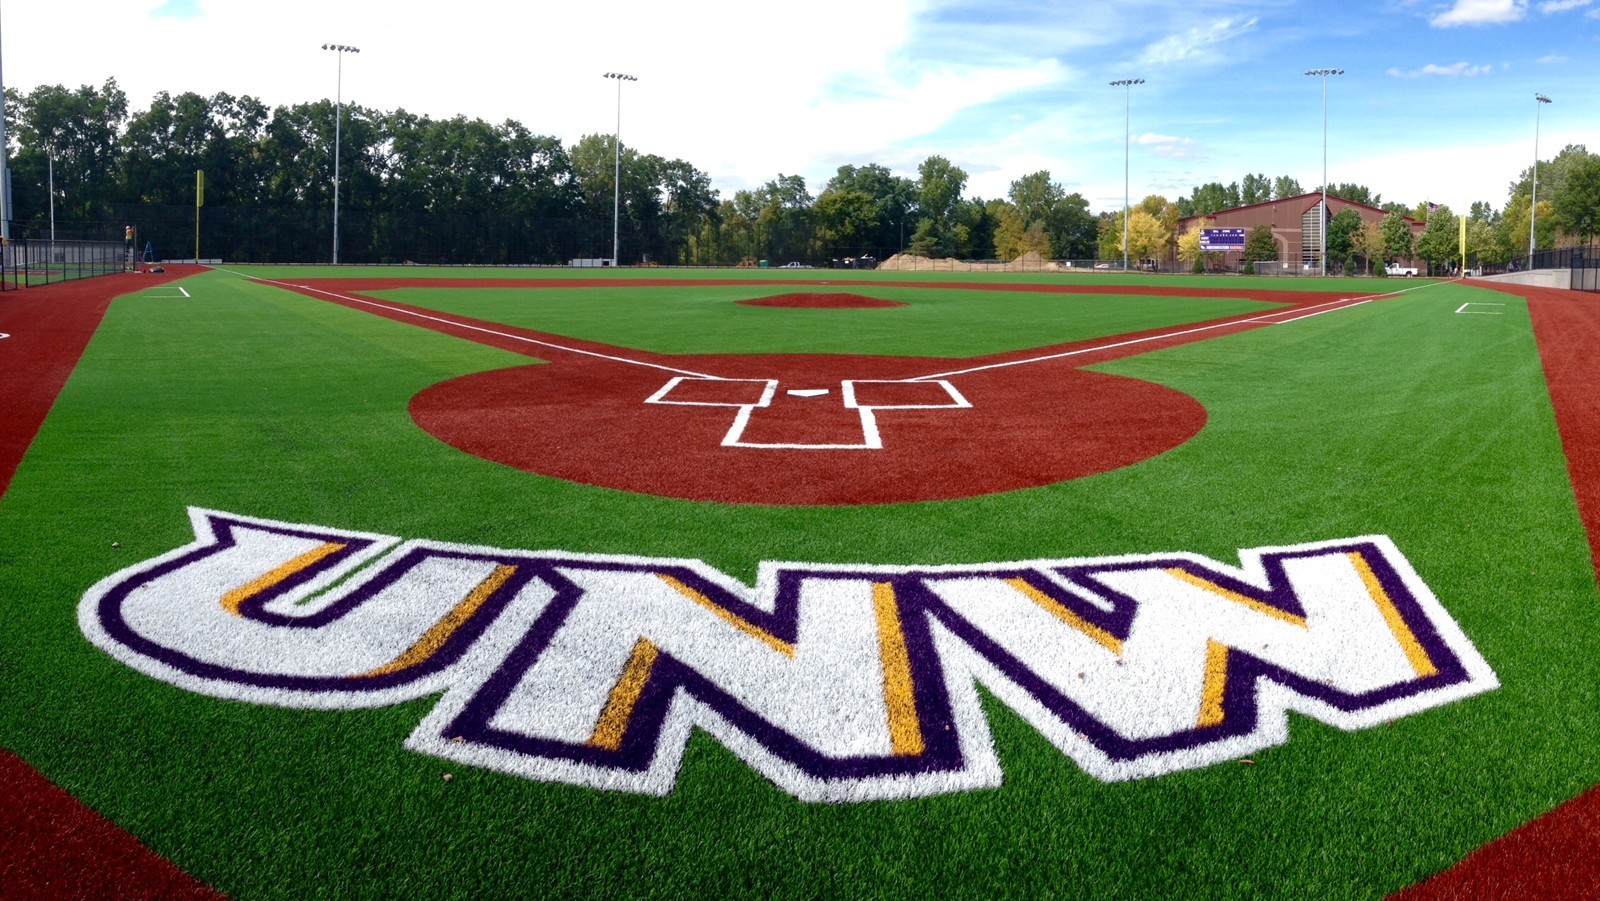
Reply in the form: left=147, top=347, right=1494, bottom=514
left=2, top=0, right=1596, bottom=215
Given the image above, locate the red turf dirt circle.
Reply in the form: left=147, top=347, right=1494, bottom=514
left=737, top=293, right=907, bottom=309
left=411, top=350, right=1205, bottom=505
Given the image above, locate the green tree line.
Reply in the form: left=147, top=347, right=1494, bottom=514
left=4, top=79, right=1595, bottom=266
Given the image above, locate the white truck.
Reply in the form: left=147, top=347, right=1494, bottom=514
left=1385, top=263, right=1418, bottom=277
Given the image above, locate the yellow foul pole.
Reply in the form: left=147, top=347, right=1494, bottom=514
left=195, top=170, right=205, bottom=263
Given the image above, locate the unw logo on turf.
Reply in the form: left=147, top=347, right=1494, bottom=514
left=80, top=509, right=1498, bottom=802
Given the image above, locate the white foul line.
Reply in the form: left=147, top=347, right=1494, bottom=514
left=233, top=271, right=720, bottom=380
left=908, top=284, right=1432, bottom=383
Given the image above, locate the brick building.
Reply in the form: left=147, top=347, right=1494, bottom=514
left=1175, top=192, right=1425, bottom=272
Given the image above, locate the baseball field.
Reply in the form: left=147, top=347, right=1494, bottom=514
left=2, top=265, right=1597, bottom=897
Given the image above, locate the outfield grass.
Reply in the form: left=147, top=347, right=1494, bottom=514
left=0, top=268, right=1593, bottom=898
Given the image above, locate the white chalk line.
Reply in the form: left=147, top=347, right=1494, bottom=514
left=908, top=283, right=1437, bottom=382
left=228, top=271, right=718, bottom=380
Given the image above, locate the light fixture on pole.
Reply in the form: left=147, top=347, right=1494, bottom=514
left=322, top=43, right=360, bottom=265
left=604, top=72, right=637, bottom=267
left=1110, top=78, right=1143, bottom=271
left=1531, top=93, right=1552, bottom=262
left=1305, top=68, right=1342, bottom=276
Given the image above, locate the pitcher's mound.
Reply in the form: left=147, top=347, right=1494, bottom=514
left=738, top=293, right=907, bottom=309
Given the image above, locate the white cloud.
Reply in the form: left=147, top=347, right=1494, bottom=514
left=1134, top=132, right=1204, bottom=160
left=1536, top=53, right=1569, bottom=62
left=1138, top=17, right=1260, bottom=67
left=1537, top=0, right=1592, bottom=12
left=1386, top=61, right=1495, bottom=77
left=1430, top=0, right=1528, bottom=26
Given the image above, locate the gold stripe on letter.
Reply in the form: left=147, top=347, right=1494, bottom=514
left=588, top=638, right=660, bottom=751
left=1165, top=567, right=1308, bottom=628
left=360, top=564, right=518, bottom=678
left=1198, top=640, right=1229, bottom=728
left=1348, top=552, right=1438, bottom=678
left=655, top=573, right=794, bottom=657
left=1005, top=577, right=1124, bottom=656
left=220, top=541, right=347, bottom=616
left=873, top=582, right=924, bottom=757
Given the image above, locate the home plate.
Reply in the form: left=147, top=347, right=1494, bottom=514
left=787, top=389, right=830, bottom=398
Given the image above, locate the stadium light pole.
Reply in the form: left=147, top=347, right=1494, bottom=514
left=1531, top=93, right=1551, bottom=262
left=0, top=2, right=9, bottom=243
left=323, top=43, right=360, bottom=265
left=1110, top=78, right=1143, bottom=271
left=1306, top=68, right=1342, bottom=276
left=604, top=72, right=637, bottom=266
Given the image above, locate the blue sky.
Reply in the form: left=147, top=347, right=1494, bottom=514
left=3, top=0, right=1596, bottom=214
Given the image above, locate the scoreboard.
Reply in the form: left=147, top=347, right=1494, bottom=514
left=1199, top=228, right=1246, bottom=251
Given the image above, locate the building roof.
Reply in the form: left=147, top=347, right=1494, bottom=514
left=1177, top=192, right=1423, bottom=228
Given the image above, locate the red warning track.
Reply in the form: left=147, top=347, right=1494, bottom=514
left=1389, top=281, right=1600, bottom=898
left=0, top=268, right=197, bottom=496
left=0, top=267, right=222, bottom=899
left=272, top=277, right=1374, bottom=504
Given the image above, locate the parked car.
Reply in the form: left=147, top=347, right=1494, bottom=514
left=781, top=261, right=812, bottom=269
left=1386, top=263, right=1418, bottom=277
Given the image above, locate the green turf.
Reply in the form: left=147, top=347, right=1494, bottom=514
left=365, top=283, right=1280, bottom=357
left=0, top=268, right=1593, bottom=899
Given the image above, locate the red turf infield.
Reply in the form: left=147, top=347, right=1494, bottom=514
left=278, top=277, right=1373, bottom=504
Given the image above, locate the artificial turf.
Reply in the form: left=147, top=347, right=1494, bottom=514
left=1, top=269, right=1595, bottom=898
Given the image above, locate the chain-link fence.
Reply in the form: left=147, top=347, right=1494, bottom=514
left=1, top=238, right=126, bottom=290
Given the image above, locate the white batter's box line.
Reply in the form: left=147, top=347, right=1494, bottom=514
left=143, top=287, right=191, bottom=298
left=645, top=376, right=779, bottom=408
left=646, top=377, right=970, bottom=451
left=1454, top=302, right=1505, bottom=315
left=842, top=379, right=972, bottom=411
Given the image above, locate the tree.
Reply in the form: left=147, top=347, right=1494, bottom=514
left=1008, top=171, right=1063, bottom=227
left=10, top=79, right=129, bottom=223
left=1244, top=225, right=1279, bottom=264
left=1466, top=217, right=1504, bottom=267
left=1176, top=217, right=1211, bottom=270
left=1241, top=174, right=1271, bottom=206
left=1509, top=144, right=1595, bottom=208
left=1380, top=211, right=1415, bottom=263
left=1139, top=194, right=1181, bottom=240
left=1048, top=193, right=1099, bottom=260
left=813, top=188, right=881, bottom=255
left=1415, top=205, right=1459, bottom=268
left=910, top=156, right=968, bottom=257
left=822, top=163, right=917, bottom=257
left=1324, top=183, right=1382, bottom=208
left=1499, top=193, right=1556, bottom=257
left=1553, top=153, right=1600, bottom=245
left=1325, top=209, right=1363, bottom=273
left=1356, top=221, right=1386, bottom=274
left=1185, top=181, right=1241, bottom=217
left=1099, top=209, right=1169, bottom=262
left=1007, top=170, right=1094, bottom=259
left=1272, top=175, right=1303, bottom=200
